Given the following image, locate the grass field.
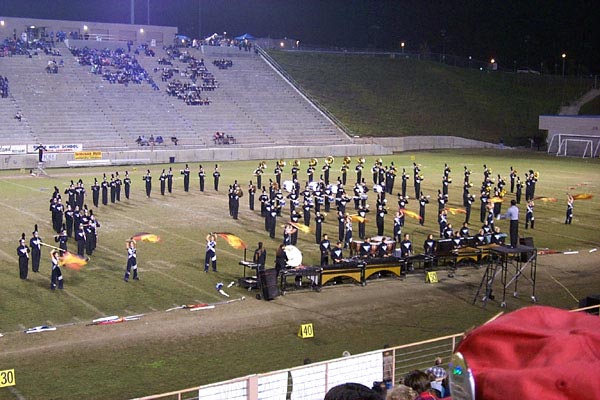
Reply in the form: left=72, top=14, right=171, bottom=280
left=0, top=149, right=599, bottom=399
left=268, top=50, right=594, bottom=146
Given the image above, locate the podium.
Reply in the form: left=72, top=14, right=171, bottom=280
left=473, top=244, right=537, bottom=308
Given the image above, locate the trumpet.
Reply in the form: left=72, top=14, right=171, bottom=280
left=326, top=156, right=334, bottom=165
left=309, top=158, right=318, bottom=167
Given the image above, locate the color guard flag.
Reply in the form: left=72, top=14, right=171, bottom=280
left=445, top=207, right=467, bottom=215
left=288, top=221, right=311, bottom=233
left=214, top=232, right=247, bottom=249
left=349, top=214, right=367, bottom=223
left=533, top=196, right=557, bottom=202
left=131, top=233, right=161, bottom=243
left=403, top=210, right=422, bottom=221
left=573, top=193, right=593, bottom=200
left=59, top=251, right=88, bottom=270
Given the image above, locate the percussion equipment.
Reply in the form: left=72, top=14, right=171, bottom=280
left=308, top=181, right=319, bottom=191
left=383, top=240, right=397, bottom=256
left=282, top=180, right=294, bottom=192
left=350, top=240, right=364, bottom=256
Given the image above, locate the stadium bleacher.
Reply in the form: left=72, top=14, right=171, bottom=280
left=0, top=41, right=349, bottom=151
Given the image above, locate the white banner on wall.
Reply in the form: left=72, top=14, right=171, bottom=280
left=0, top=145, right=27, bottom=155
left=27, top=144, right=83, bottom=153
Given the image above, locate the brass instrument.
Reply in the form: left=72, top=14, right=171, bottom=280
left=293, top=159, right=300, bottom=167
left=533, top=171, right=540, bottom=179
left=343, top=156, right=351, bottom=165
left=376, top=158, right=383, bottom=166
left=259, top=161, right=267, bottom=170
left=309, top=158, right=318, bottom=167
left=325, top=156, right=334, bottom=165
left=235, top=187, right=244, bottom=197
left=276, top=159, right=286, bottom=168
left=358, top=157, right=365, bottom=164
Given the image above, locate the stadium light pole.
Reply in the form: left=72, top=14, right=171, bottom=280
left=561, top=53, right=566, bottom=78
left=131, top=0, right=135, bottom=25
left=147, top=0, right=150, bottom=25
left=401, top=41, right=405, bottom=54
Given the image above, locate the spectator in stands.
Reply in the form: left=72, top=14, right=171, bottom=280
left=324, top=383, right=384, bottom=400
left=155, top=136, right=164, bottom=145
left=386, top=384, right=417, bottom=400
left=171, top=136, right=179, bottom=145
left=403, top=370, right=438, bottom=400
left=14, top=111, right=22, bottom=121
left=0, top=75, right=9, bottom=98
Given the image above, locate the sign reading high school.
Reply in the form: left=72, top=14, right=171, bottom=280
left=26, top=144, right=83, bottom=153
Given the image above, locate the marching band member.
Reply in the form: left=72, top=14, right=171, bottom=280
left=17, top=234, right=30, bottom=280
left=50, top=249, right=64, bottom=290
left=337, top=210, right=345, bottom=242
left=315, top=211, right=325, bottom=244
left=204, top=234, right=217, bottom=272
left=401, top=168, right=409, bottom=197
left=419, top=192, right=429, bottom=226
left=248, top=180, right=256, bottom=210
left=213, top=164, right=220, bottom=191
left=319, top=234, right=331, bottom=266
left=167, top=167, right=173, bottom=193
left=159, top=169, right=167, bottom=195
left=376, top=204, right=387, bottom=236
left=525, top=200, right=535, bottom=229
left=357, top=204, right=369, bottom=240
left=199, top=165, right=206, bottom=192
left=124, top=170, right=131, bottom=199
left=509, top=166, right=517, bottom=193
left=290, top=210, right=300, bottom=245
left=75, top=223, right=87, bottom=257
left=360, top=238, right=372, bottom=258
left=423, top=234, right=436, bottom=256
left=124, top=239, right=139, bottom=281
left=253, top=242, right=267, bottom=268
left=30, top=225, right=42, bottom=273
left=55, top=226, right=68, bottom=252
left=331, top=241, right=344, bottom=264
left=400, top=233, right=413, bottom=258
left=114, top=173, right=121, bottom=202
left=91, top=178, right=100, bottom=207
left=460, top=222, right=470, bottom=237
left=142, top=169, right=152, bottom=197
left=344, top=214, right=353, bottom=249
left=393, top=211, right=403, bottom=243
left=181, top=164, right=191, bottom=192
left=565, top=193, right=574, bottom=224
left=283, top=223, right=296, bottom=246
left=355, top=160, right=364, bottom=183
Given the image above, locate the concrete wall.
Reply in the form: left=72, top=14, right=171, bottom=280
left=0, top=135, right=501, bottom=170
left=0, top=16, right=177, bottom=44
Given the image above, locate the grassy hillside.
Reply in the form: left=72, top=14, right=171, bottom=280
left=579, top=95, right=600, bottom=115
left=268, top=51, right=593, bottom=146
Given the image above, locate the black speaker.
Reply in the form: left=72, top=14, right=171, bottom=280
left=258, top=268, right=280, bottom=301
left=519, top=237, right=535, bottom=261
left=579, top=295, right=600, bottom=315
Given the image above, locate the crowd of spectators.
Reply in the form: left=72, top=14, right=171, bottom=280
left=324, top=357, right=451, bottom=400
left=0, top=75, right=8, bottom=98
left=71, top=46, right=158, bottom=89
left=158, top=46, right=219, bottom=105
left=213, top=131, right=236, bottom=144
left=135, top=135, right=178, bottom=146
left=1, top=37, right=60, bottom=57
left=213, top=59, right=233, bottom=69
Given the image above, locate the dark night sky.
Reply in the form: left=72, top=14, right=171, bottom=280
left=1, top=0, right=598, bottom=73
